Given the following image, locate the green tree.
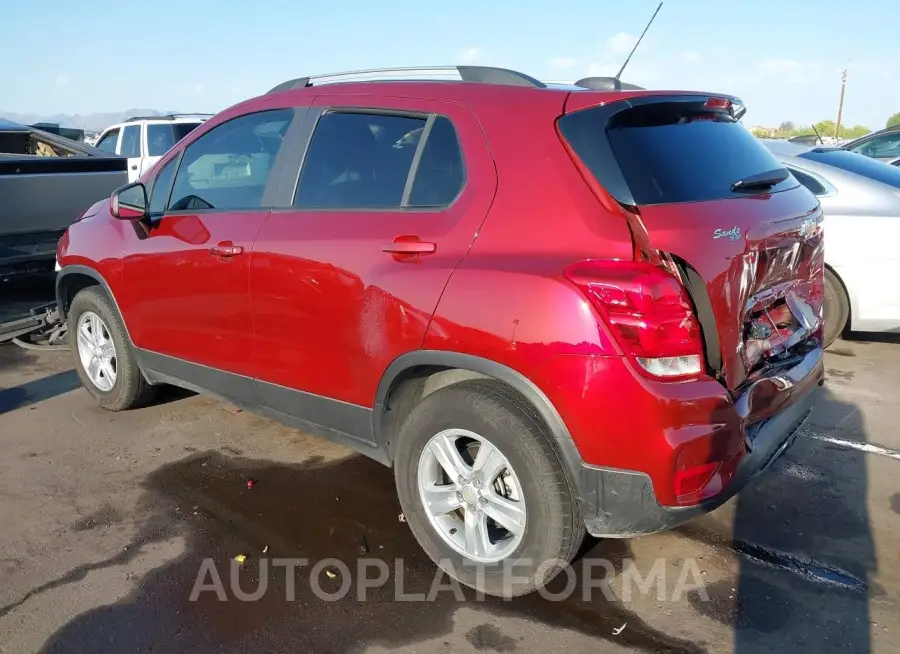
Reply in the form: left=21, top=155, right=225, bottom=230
left=814, top=120, right=837, bottom=138
left=887, top=112, right=900, bottom=128
left=751, top=127, right=770, bottom=138
left=843, top=125, right=871, bottom=139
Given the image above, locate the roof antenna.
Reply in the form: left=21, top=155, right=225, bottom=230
left=615, top=2, right=664, bottom=80
left=810, top=123, right=823, bottom=145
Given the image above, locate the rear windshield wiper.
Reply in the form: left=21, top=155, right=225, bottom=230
left=730, top=169, right=789, bottom=192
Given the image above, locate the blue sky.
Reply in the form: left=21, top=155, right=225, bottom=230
left=1, top=0, right=898, bottom=129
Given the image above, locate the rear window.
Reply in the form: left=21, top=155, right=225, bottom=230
left=799, top=149, right=900, bottom=189
left=559, top=101, right=797, bottom=205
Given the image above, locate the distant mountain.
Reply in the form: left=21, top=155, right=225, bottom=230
left=0, top=109, right=182, bottom=133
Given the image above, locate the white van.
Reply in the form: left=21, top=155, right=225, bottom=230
left=94, top=114, right=211, bottom=182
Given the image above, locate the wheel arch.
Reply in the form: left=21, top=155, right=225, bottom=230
left=374, top=351, right=583, bottom=475
left=824, top=262, right=853, bottom=331
left=56, top=265, right=134, bottom=344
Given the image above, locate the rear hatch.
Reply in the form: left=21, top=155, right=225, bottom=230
left=558, top=94, right=825, bottom=391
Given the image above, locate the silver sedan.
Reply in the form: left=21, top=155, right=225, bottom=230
left=761, top=139, right=900, bottom=347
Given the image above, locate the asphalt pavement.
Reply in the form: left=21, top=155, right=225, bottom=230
left=1, top=275, right=898, bottom=653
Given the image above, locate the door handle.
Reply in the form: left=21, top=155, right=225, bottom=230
left=209, top=242, right=243, bottom=257
left=382, top=238, right=436, bottom=255
left=131, top=164, right=138, bottom=170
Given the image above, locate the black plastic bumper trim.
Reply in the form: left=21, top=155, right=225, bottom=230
left=577, top=382, right=822, bottom=538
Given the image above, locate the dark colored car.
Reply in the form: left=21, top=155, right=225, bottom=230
left=788, top=134, right=823, bottom=146
left=1, top=119, right=128, bottom=278
left=56, top=66, right=825, bottom=597
left=841, top=125, right=900, bottom=165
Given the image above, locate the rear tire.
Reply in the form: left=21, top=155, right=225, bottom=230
left=823, top=268, right=849, bottom=348
left=394, top=379, right=584, bottom=597
left=68, top=286, right=157, bottom=411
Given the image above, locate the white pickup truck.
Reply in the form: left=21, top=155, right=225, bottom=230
left=94, top=114, right=211, bottom=182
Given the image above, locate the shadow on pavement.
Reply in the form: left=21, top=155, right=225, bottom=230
left=840, top=332, right=900, bottom=346
left=0, top=369, right=81, bottom=414
left=33, top=451, right=705, bottom=654
left=685, top=385, right=876, bottom=651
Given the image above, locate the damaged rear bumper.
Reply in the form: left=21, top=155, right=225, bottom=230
left=575, top=348, right=824, bottom=538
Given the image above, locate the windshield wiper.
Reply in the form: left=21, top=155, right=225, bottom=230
left=731, top=169, right=789, bottom=192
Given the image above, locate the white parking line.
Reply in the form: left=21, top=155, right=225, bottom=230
left=803, top=430, right=900, bottom=461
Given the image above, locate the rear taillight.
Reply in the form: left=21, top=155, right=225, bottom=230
left=674, top=462, right=720, bottom=501
left=564, top=260, right=705, bottom=380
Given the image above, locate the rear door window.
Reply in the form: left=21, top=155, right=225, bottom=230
left=120, top=125, right=142, bottom=157
left=559, top=100, right=797, bottom=205
left=408, top=116, right=465, bottom=207
left=294, top=111, right=427, bottom=210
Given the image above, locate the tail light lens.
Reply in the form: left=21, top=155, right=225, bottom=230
left=673, top=440, right=743, bottom=506
left=674, top=462, right=720, bottom=501
left=564, top=260, right=705, bottom=380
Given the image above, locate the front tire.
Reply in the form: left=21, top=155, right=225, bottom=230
left=823, top=268, right=849, bottom=348
left=394, top=379, right=584, bottom=597
left=69, top=286, right=156, bottom=411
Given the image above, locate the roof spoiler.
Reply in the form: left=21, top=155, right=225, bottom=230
left=573, top=77, right=645, bottom=91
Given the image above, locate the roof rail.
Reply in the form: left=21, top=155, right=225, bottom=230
left=574, top=77, right=645, bottom=91
left=123, top=113, right=213, bottom=123
left=266, top=65, right=547, bottom=94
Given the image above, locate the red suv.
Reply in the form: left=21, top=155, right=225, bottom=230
left=56, top=66, right=825, bottom=596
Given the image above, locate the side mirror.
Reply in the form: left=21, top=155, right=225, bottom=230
left=110, top=182, right=148, bottom=221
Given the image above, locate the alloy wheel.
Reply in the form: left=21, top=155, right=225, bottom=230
left=76, top=311, right=117, bottom=392
left=417, top=428, right=527, bottom=563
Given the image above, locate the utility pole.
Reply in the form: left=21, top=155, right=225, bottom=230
left=835, top=62, right=849, bottom=140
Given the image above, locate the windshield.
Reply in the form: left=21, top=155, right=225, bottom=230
left=799, top=149, right=900, bottom=189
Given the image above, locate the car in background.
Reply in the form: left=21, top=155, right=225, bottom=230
left=94, top=114, right=211, bottom=182
left=762, top=139, right=900, bottom=346
left=788, top=134, right=823, bottom=146
left=841, top=125, right=900, bottom=166
left=0, top=118, right=127, bottom=278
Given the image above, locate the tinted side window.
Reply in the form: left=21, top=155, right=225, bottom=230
left=408, top=116, right=465, bottom=207
left=96, top=129, right=119, bottom=153
left=149, top=156, right=178, bottom=214
left=120, top=125, right=142, bottom=157
left=789, top=168, right=826, bottom=195
left=168, top=109, right=293, bottom=211
left=294, top=111, right=426, bottom=209
left=848, top=133, right=900, bottom=158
